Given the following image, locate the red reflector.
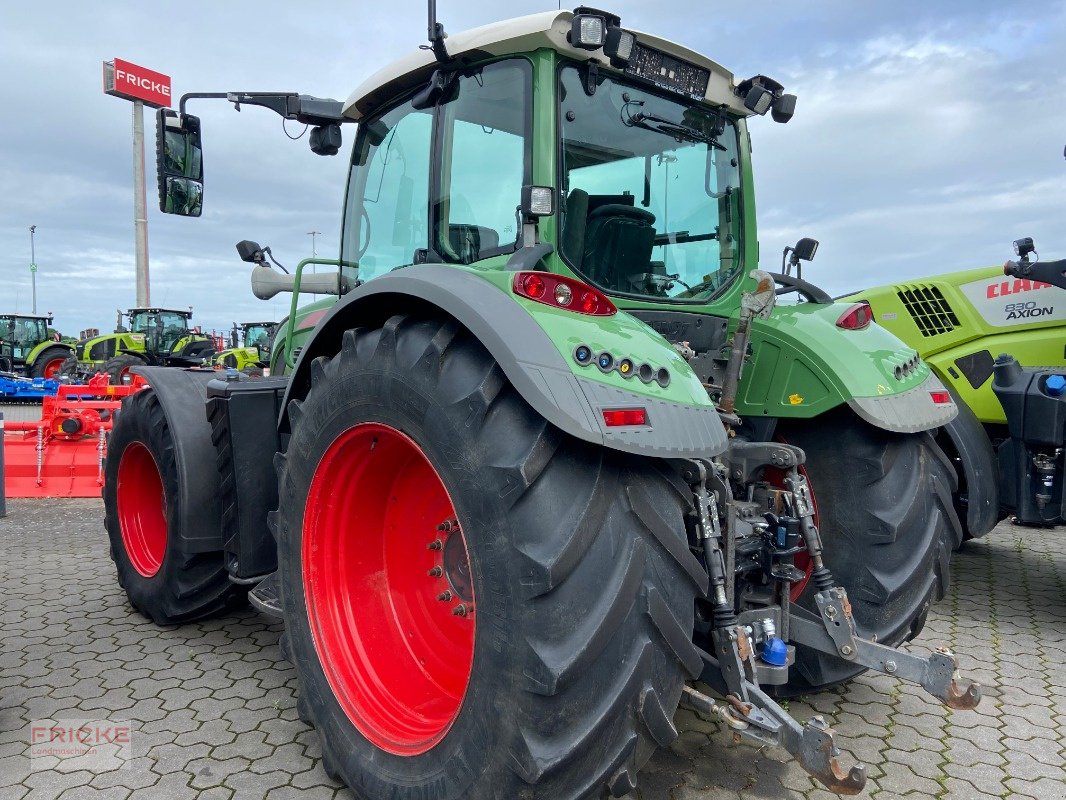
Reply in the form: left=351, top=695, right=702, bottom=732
left=930, top=391, right=952, bottom=405
left=512, top=272, right=617, bottom=316
left=602, top=408, right=649, bottom=427
left=836, top=301, right=873, bottom=330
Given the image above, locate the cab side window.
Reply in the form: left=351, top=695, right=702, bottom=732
left=342, top=102, right=433, bottom=282
left=434, top=60, right=531, bottom=264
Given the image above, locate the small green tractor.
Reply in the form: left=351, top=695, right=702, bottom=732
left=0, top=313, right=72, bottom=378
left=843, top=236, right=1066, bottom=535
left=60, top=307, right=215, bottom=384
left=211, top=321, right=277, bottom=375
left=104, top=6, right=980, bottom=797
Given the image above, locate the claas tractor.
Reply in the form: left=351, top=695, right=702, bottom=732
left=211, top=321, right=277, bottom=376
left=59, top=307, right=215, bottom=384
left=0, top=313, right=71, bottom=379
left=842, top=236, right=1066, bottom=536
left=103, top=7, right=979, bottom=797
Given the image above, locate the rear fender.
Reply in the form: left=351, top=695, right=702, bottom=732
left=127, top=367, right=226, bottom=553
left=25, top=341, right=72, bottom=365
left=937, top=388, right=1000, bottom=538
left=739, top=302, right=958, bottom=434
left=282, top=265, right=728, bottom=459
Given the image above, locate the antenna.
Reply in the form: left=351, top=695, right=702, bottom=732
left=427, top=0, right=452, bottom=63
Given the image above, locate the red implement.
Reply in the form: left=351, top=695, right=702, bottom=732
left=2, top=377, right=143, bottom=498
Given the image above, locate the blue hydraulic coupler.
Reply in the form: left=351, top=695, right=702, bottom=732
left=761, top=637, right=789, bottom=666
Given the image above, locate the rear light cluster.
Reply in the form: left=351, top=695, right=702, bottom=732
left=602, top=408, right=649, bottom=427
left=836, top=301, right=873, bottom=330
left=573, top=345, right=670, bottom=387
left=893, top=352, right=920, bottom=380
left=512, top=272, right=616, bottom=316
left=929, top=391, right=952, bottom=405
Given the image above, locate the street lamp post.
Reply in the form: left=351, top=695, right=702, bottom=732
left=29, top=225, right=37, bottom=313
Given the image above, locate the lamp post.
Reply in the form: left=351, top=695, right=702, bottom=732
left=29, top=225, right=37, bottom=313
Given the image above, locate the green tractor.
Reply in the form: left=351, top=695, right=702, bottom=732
left=104, top=7, right=979, bottom=797
left=60, top=307, right=215, bottom=384
left=842, top=236, right=1066, bottom=537
left=211, top=321, right=277, bottom=376
left=0, top=313, right=72, bottom=378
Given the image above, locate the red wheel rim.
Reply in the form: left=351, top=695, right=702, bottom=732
left=116, top=442, right=168, bottom=578
left=303, top=422, right=476, bottom=755
left=43, top=358, right=65, bottom=378
left=764, top=457, right=819, bottom=602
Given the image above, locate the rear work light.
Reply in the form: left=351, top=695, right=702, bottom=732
left=836, top=301, right=873, bottom=330
left=512, top=272, right=617, bottom=316
left=602, top=407, right=649, bottom=427
left=929, top=391, right=952, bottom=405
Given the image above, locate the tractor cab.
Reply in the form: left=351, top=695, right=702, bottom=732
left=127, top=307, right=194, bottom=355
left=0, top=313, right=68, bottom=378
left=239, top=322, right=275, bottom=356
left=330, top=10, right=793, bottom=309
left=0, top=314, right=50, bottom=357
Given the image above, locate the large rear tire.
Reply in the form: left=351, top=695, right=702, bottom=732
left=103, top=388, right=245, bottom=624
left=777, top=408, right=960, bottom=692
left=30, top=346, right=70, bottom=379
left=104, top=353, right=147, bottom=386
left=275, top=315, right=707, bottom=800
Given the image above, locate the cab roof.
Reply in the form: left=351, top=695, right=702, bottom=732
left=129, top=307, right=192, bottom=317
left=0, top=312, right=51, bottom=320
left=343, top=9, right=748, bottom=122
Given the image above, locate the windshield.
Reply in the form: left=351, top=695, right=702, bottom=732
left=3, top=317, right=46, bottom=347
left=244, top=324, right=272, bottom=351
left=559, top=66, right=743, bottom=302
left=131, top=311, right=189, bottom=350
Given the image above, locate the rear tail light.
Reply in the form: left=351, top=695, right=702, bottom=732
left=513, top=272, right=617, bottom=316
left=836, top=301, right=873, bottom=330
left=602, top=407, right=649, bottom=427
left=930, top=391, right=952, bottom=405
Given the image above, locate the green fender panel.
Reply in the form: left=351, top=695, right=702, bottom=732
left=280, top=264, right=728, bottom=459
left=737, top=302, right=957, bottom=432
left=25, top=340, right=72, bottom=365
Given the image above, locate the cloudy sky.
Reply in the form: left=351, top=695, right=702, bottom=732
left=1, top=1, right=1063, bottom=337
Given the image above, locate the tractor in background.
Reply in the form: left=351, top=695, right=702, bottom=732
left=59, top=307, right=215, bottom=384
left=211, top=321, right=277, bottom=376
left=103, top=6, right=979, bottom=798
left=0, top=313, right=72, bottom=379
left=842, top=237, right=1066, bottom=536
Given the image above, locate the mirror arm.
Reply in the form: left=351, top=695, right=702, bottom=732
left=178, top=91, right=349, bottom=126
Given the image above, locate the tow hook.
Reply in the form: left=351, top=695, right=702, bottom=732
left=682, top=681, right=867, bottom=795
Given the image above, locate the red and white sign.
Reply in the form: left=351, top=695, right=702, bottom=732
left=103, top=58, right=171, bottom=108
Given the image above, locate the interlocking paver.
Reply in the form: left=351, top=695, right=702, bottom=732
left=1, top=498, right=1063, bottom=799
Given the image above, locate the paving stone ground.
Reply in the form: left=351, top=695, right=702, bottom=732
left=1, top=498, right=1063, bottom=799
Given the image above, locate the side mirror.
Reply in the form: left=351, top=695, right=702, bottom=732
left=156, top=109, right=204, bottom=216
left=236, top=240, right=266, bottom=263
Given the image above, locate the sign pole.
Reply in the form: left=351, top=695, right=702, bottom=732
left=29, top=225, right=37, bottom=313
left=132, top=100, right=150, bottom=307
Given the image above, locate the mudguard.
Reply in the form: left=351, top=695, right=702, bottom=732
left=938, top=387, right=1000, bottom=538
left=128, top=367, right=225, bottom=552
left=281, top=265, right=728, bottom=459
left=25, top=340, right=72, bottom=366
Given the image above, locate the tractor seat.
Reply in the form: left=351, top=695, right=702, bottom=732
left=582, top=205, right=657, bottom=291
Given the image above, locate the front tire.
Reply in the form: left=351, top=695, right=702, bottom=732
left=778, top=408, right=960, bottom=692
left=275, top=315, right=707, bottom=800
left=103, top=388, right=245, bottom=624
